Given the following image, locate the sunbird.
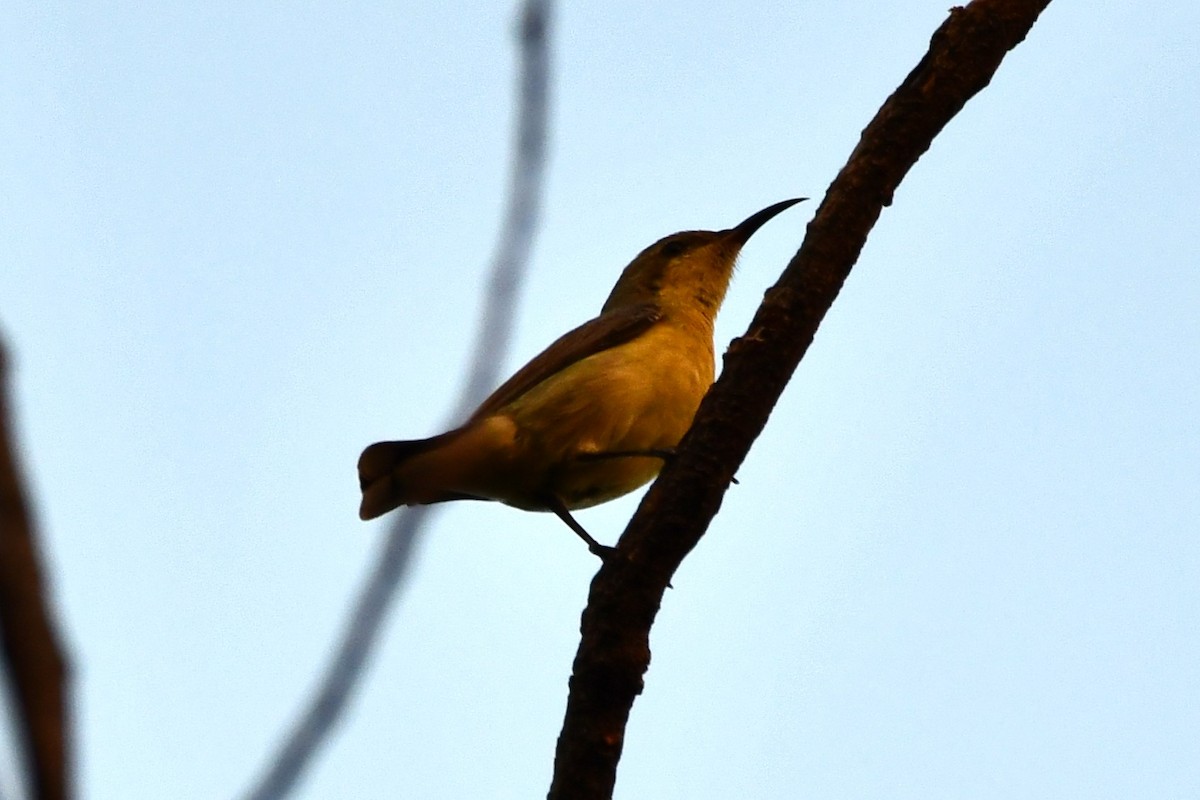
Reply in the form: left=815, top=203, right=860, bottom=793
left=359, top=198, right=804, bottom=557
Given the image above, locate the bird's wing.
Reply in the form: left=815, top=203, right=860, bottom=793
left=468, top=302, right=662, bottom=421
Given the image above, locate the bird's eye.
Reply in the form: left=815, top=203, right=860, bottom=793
left=660, top=240, right=688, bottom=259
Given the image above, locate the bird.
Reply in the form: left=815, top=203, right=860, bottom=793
left=358, top=198, right=804, bottom=557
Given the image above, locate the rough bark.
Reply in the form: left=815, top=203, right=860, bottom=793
left=548, top=2, right=1054, bottom=797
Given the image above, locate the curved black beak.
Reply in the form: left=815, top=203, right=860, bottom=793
left=724, top=197, right=807, bottom=245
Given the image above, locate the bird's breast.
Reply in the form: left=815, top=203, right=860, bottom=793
left=505, top=319, right=715, bottom=509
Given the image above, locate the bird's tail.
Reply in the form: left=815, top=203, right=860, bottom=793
left=357, top=429, right=478, bottom=520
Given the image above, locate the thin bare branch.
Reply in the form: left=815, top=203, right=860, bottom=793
left=239, top=3, right=554, bottom=799
left=0, top=337, right=72, bottom=800
left=547, top=1, right=1054, bottom=797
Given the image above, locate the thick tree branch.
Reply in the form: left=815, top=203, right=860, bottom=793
left=0, top=338, right=71, bottom=800
left=239, top=2, right=554, bottom=799
left=548, top=1, right=1053, bottom=797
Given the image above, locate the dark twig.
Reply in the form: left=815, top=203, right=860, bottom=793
left=240, top=3, right=554, bottom=799
left=0, top=338, right=72, bottom=800
left=547, top=2, right=1054, bottom=797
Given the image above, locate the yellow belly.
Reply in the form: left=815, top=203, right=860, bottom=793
left=495, top=319, right=714, bottom=510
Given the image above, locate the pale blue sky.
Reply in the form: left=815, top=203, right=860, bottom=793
left=3, top=3, right=1198, bottom=798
